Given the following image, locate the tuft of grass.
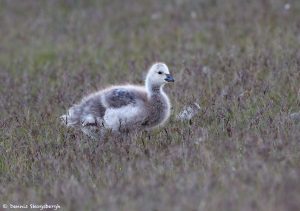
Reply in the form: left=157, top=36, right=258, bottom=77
left=0, top=0, right=300, bottom=210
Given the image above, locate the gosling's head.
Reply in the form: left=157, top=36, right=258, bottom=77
left=146, top=63, right=175, bottom=89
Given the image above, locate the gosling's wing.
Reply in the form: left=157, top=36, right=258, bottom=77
left=102, top=86, right=147, bottom=108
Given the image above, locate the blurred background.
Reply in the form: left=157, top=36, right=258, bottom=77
left=0, top=0, right=300, bottom=210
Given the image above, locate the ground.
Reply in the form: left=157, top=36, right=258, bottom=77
left=0, top=0, right=300, bottom=210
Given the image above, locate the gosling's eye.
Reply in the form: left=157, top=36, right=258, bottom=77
left=158, top=71, right=163, bottom=75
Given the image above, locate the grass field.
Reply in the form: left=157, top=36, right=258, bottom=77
left=1, top=0, right=300, bottom=210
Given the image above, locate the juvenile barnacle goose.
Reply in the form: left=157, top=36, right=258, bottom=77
left=60, top=63, right=175, bottom=138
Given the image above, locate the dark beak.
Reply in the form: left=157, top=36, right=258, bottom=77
left=165, top=74, right=175, bottom=82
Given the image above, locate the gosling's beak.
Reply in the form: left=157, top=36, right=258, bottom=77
left=165, top=74, right=175, bottom=82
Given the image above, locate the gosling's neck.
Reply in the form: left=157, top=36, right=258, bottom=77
left=146, top=82, right=165, bottom=98
left=144, top=82, right=170, bottom=127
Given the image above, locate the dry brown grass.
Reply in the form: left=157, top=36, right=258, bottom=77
left=0, top=0, right=300, bottom=210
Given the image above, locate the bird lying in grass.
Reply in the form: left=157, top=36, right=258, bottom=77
left=60, top=63, right=175, bottom=138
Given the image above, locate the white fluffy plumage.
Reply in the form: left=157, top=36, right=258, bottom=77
left=60, top=63, right=175, bottom=138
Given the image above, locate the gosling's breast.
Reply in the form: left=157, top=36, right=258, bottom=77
left=143, top=94, right=171, bottom=128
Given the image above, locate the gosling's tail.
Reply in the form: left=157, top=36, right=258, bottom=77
left=60, top=106, right=82, bottom=127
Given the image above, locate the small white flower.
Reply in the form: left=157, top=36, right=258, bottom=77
left=284, top=3, right=291, bottom=11
left=177, top=103, right=201, bottom=121
left=151, top=13, right=161, bottom=20
left=190, top=11, right=197, bottom=19
left=194, top=127, right=209, bottom=145
left=202, top=66, right=212, bottom=75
